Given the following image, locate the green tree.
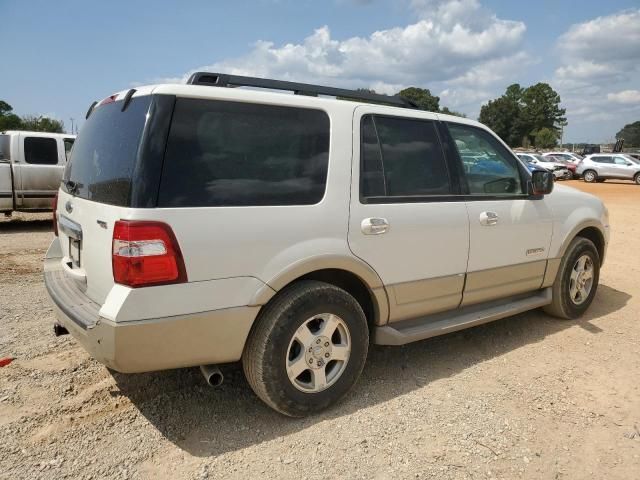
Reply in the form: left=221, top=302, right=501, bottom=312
left=0, top=100, right=24, bottom=131
left=398, top=87, right=440, bottom=112
left=521, top=83, right=566, bottom=143
left=20, top=115, right=65, bottom=133
left=616, top=121, right=640, bottom=147
left=533, top=127, right=559, bottom=148
left=478, top=92, right=523, bottom=146
left=478, top=83, right=566, bottom=147
left=440, top=106, right=467, bottom=118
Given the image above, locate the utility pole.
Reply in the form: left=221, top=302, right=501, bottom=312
left=69, top=118, right=75, bottom=135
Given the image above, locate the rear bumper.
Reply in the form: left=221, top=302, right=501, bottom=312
left=44, top=240, right=258, bottom=373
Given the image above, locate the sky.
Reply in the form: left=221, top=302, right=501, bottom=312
left=1, top=0, right=639, bottom=143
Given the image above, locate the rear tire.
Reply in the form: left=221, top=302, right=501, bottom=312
left=243, top=280, right=369, bottom=417
left=634, top=173, right=640, bottom=185
left=583, top=170, right=597, bottom=183
left=544, top=237, right=600, bottom=319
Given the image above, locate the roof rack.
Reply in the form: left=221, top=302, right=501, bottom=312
left=186, top=72, right=418, bottom=109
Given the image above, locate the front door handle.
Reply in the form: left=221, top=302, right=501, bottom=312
left=361, top=217, right=389, bottom=235
left=479, top=211, right=498, bottom=226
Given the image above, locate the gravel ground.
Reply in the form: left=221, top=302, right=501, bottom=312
left=1, top=180, right=639, bottom=479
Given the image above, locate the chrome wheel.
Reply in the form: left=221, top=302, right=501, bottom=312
left=286, top=313, right=351, bottom=393
left=584, top=171, right=596, bottom=182
left=569, top=254, right=594, bottom=305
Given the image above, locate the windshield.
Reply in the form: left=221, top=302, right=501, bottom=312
left=63, top=96, right=152, bottom=206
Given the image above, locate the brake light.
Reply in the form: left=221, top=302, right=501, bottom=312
left=112, top=220, right=187, bottom=287
left=99, top=94, right=118, bottom=106
left=52, top=192, right=59, bottom=236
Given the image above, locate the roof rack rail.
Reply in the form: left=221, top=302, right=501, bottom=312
left=186, top=72, right=418, bottom=109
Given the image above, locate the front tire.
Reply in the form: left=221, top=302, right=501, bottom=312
left=243, top=280, right=369, bottom=417
left=544, top=237, right=600, bottom=319
left=634, top=173, right=640, bottom=185
left=583, top=170, right=597, bottom=183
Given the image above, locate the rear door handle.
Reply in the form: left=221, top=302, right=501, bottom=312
left=479, top=211, right=498, bottom=226
left=361, top=217, right=389, bottom=235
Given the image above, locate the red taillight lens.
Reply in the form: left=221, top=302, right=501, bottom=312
left=52, top=192, right=59, bottom=236
left=112, top=220, right=187, bottom=288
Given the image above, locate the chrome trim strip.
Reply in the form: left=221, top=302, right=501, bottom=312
left=58, top=214, right=83, bottom=241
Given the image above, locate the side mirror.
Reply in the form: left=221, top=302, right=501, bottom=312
left=530, top=170, right=554, bottom=196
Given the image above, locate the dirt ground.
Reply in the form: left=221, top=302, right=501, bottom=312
left=1, top=180, right=639, bottom=480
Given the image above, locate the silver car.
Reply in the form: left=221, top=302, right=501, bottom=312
left=576, top=154, right=640, bottom=184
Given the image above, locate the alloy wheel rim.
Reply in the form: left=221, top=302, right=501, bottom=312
left=569, top=254, right=594, bottom=305
left=286, top=313, right=351, bottom=393
left=585, top=172, right=595, bottom=182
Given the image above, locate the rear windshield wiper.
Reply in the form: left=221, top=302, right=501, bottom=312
left=63, top=179, right=79, bottom=195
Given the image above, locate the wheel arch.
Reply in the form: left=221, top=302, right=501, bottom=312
left=559, top=223, right=606, bottom=266
left=248, top=255, right=390, bottom=327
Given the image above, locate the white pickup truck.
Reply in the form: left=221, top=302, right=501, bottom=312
left=0, top=130, right=75, bottom=214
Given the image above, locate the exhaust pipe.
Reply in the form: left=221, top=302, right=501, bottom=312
left=53, top=324, right=69, bottom=336
left=200, top=364, right=224, bottom=387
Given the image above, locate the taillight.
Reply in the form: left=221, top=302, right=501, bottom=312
left=52, top=192, right=59, bottom=236
left=112, top=220, right=187, bottom=288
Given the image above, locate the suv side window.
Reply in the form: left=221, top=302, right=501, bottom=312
left=614, top=156, right=630, bottom=165
left=360, top=115, right=451, bottom=202
left=24, top=137, right=58, bottom=165
left=593, top=156, right=612, bottom=163
left=159, top=99, right=330, bottom=207
left=447, top=123, right=524, bottom=195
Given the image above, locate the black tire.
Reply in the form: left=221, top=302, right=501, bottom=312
left=242, top=280, right=369, bottom=417
left=543, top=237, right=600, bottom=319
left=583, top=170, right=597, bottom=183
left=634, top=173, right=640, bottom=185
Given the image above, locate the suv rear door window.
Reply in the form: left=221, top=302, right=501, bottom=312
left=63, top=95, right=152, bottom=206
left=360, top=115, right=451, bottom=201
left=24, top=137, right=58, bottom=165
left=158, top=98, right=330, bottom=207
left=591, top=156, right=612, bottom=163
left=447, top=123, right=524, bottom=196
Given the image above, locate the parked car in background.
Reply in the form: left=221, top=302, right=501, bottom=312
left=0, top=131, right=75, bottom=214
left=516, top=153, right=571, bottom=179
left=542, top=152, right=583, bottom=164
left=546, top=155, right=577, bottom=178
left=576, top=154, right=640, bottom=184
left=45, top=73, right=608, bottom=416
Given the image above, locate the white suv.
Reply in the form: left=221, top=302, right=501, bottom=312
left=576, top=154, right=640, bottom=184
left=45, top=73, right=609, bottom=416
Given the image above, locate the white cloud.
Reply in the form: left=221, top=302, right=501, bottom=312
left=160, top=0, right=526, bottom=114
left=552, top=9, right=640, bottom=142
left=554, top=9, right=640, bottom=87
left=607, top=90, right=640, bottom=104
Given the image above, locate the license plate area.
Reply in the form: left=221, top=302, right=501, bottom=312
left=69, top=238, right=81, bottom=268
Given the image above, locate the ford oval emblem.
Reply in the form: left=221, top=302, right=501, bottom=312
left=65, top=201, right=73, bottom=213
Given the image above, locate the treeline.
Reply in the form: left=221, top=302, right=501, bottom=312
left=343, top=87, right=466, bottom=118
left=616, top=121, right=640, bottom=147
left=0, top=100, right=65, bottom=133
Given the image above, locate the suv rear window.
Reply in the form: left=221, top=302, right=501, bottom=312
left=63, top=96, right=152, bottom=205
left=158, top=98, right=330, bottom=207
